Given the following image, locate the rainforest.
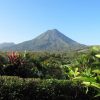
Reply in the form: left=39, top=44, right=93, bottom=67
left=0, top=46, right=100, bottom=100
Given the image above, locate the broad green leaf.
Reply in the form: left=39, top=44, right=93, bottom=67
left=74, top=76, right=96, bottom=83
left=92, top=69, right=100, bottom=74
left=91, top=82, right=100, bottom=89
left=94, top=93, right=100, bottom=97
left=95, top=54, right=100, bottom=58
left=82, top=82, right=91, bottom=86
left=74, top=68, right=80, bottom=77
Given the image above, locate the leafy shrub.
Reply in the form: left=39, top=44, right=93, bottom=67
left=0, top=76, right=99, bottom=100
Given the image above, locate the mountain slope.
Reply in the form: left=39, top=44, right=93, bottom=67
left=0, top=42, right=15, bottom=49
left=2, top=29, right=85, bottom=51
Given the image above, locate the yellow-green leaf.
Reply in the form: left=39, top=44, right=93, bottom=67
left=95, top=54, right=100, bottom=58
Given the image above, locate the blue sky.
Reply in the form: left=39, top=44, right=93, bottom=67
left=0, top=0, right=100, bottom=45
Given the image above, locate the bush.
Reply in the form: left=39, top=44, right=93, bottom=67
left=0, top=76, right=99, bottom=100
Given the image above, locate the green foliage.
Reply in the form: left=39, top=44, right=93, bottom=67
left=95, top=54, right=100, bottom=58
left=0, top=48, right=100, bottom=99
left=0, top=76, right=98, bottom=100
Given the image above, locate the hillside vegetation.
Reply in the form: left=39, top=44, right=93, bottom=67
left=0, top=46, right=100, bottom=100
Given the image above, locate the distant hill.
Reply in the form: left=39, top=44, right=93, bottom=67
left=0, top=42, right=15, bottom=50
left=1, top=29, right=86, bottom=51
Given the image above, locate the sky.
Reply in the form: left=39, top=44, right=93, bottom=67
left=0, top=0, right=100, bottom=45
